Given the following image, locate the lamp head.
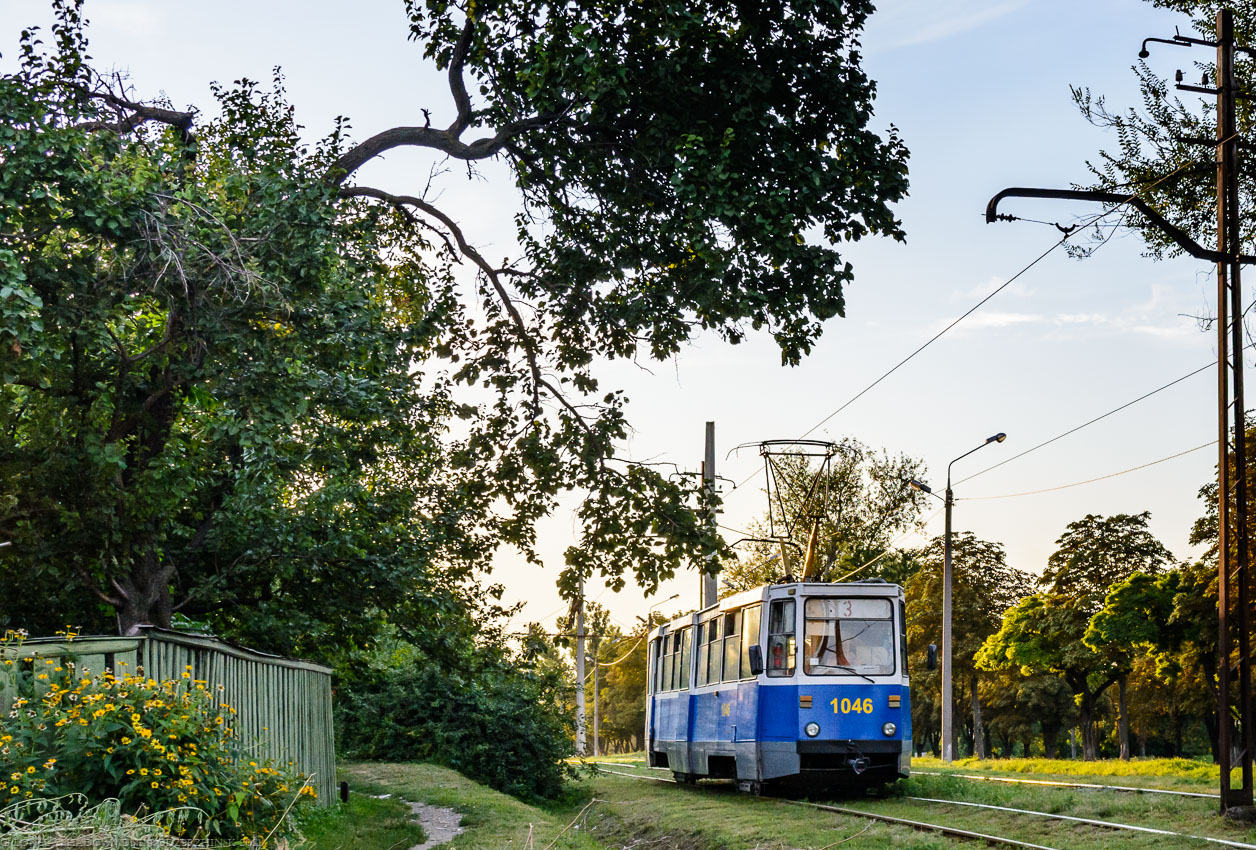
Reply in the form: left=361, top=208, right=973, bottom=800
left=988, top=432, right=1007, bottom=444
left=909, top=479, right=932, bottom=494
left=1138, top=48, right=1150, bottom=58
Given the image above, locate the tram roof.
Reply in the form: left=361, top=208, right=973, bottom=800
left=648, top=579, right=904, bottom=639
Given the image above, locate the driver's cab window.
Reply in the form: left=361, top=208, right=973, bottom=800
left=766, top=598, right=795, bottom=676
left=803, top=598, right=894, bottom=676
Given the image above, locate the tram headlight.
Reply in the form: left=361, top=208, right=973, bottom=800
left=804, top=722, right=821, bottom=738
left=882, top=722, right=897, bottom=737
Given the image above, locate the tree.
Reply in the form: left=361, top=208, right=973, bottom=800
left=978, top=512, right=1173, bottom=760
left=905, top=532, right=1032, bottom=758
left=722, top=439, right=928, bottom=591
left=1, top=0, right=910, bottom=635
left=1088, top=559, right=1222, bottom=759
left=596, top=627, right=650, bottom=753
left=979, top=667, right=1076, bottom=758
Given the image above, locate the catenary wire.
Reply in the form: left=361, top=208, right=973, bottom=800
left=727, top=160, right=1198, bottom=492
left=955, top=341, right=1253, bottom=487
left=959, top=440, right=1214, bottom=500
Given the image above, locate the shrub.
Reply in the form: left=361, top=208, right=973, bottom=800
left=336, top=654, right=575, bottom=801
left=1, top=637, right=313, bottom=845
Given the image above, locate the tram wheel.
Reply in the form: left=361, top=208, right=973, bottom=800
left=736, top=780, right=764, bottom=796
left=672, top=771, right=697, bottom=784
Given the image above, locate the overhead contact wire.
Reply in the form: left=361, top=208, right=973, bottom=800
left=958, top=440, right=1215, bottom=500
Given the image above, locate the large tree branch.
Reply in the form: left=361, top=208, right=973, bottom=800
left=326, top=110, right=566, bottom=184
left=446, top=19, right=476, bottom=136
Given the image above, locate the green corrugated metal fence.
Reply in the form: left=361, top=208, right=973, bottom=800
left=0, top=628, right=335, bottom=805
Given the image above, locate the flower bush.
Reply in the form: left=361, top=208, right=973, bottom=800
left=1, top=632, right=314, bottom=845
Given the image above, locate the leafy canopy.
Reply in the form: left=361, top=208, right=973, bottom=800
left=1, top=0, right=910, bottom=636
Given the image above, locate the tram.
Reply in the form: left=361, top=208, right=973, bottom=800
left=645, top=578, right=912, bottom=793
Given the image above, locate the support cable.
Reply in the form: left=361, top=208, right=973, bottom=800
left=955, top=344, right=1252, bottom=487
left=959, top=440, right=1214, bottom=500
left=728, top=160, right=1197, bottom=492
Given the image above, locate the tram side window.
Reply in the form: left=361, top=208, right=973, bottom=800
left=662, top=634, right=675, bottom=691
left=767, top=598, right=796, bottom=677
left=680, top=628, right=692, bottom=689
left=740, top=605, right=761, bottom=678
left=721, top=611, right=741, bottom=682
left=695, top=622, right=709, bottom=686
left=706, top=617, right=723, bottom=685
left=647, top=640, right=657, bottom=694
left=669, top=630, right=687, bottom=690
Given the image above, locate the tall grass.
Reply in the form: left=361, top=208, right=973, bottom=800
left=0, top=795, right=242, bottom=849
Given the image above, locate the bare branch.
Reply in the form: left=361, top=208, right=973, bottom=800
left=339, top=185, right=544, bottom=413
left=75, top=86, right=195, bottom=134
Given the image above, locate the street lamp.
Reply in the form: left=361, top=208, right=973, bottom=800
left=914, top=432, right=1006, bottom=763
left=637, top=593, right=681, bottom=629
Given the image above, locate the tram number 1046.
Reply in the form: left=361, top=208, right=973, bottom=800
left=831, top=697, right=875, bottom=714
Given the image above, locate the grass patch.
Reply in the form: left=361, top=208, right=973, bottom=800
left=340, top=761, right=605, bottom=849
left=913, top=755, right=1225, bottom=788
left=299, top=792, right=426, bottom=850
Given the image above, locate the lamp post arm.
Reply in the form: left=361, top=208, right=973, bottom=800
left=948, top=442, right=992, bottom=484
left=985, top=187, right=1256, bottom=265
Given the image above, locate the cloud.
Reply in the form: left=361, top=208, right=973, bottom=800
left=961, top=311, right=1044, bottom=329
left=957, top=276, right=1034, bottom=300
left=864, top=0, right=1029, bottom=53
left=936, top=306, right=1201, bottom=341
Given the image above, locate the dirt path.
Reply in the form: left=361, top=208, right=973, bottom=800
left=372, top=793, right=464, bottom=849
left=404, top=799, right=464, bottom=850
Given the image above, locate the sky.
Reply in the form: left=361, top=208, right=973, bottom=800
left=3, top=0, right=1228, bottom=636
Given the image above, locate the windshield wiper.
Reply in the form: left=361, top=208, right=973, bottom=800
left=833, top=665, right=875, bottom=683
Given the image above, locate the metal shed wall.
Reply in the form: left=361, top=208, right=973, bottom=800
left=0, top=629, right=335, bottom=805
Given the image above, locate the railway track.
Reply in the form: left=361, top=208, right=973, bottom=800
left=913, top=769, right=1219, bottom=799
left=595, top=764, right=1256, bottom=849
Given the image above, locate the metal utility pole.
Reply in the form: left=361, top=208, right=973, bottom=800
left=575, top=585, right=587, bottom=756
left=1213, top=9, right=1253, bottom=812
left=701, top=421, right=718, bottom=609
left=986, top=9, right=1254, bottom=812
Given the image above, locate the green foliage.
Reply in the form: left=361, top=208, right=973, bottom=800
left=4, top=0, right=914, bottom=801
left=905, top=532, right=1032, bottom=755
left=723, top=440, right=928, bottom=590
left=0, top=642, right=311, bottom=843
left=0, top=0, right=909, bottom=641
left=595, top=629, right=649, bottom=753
left=405, top=0, right=909, bottom=369
left=1041, top=513, right=1175, bottom=614
left=334, top=633, right=575, bottom=802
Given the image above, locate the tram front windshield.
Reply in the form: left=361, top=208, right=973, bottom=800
left=803, top=598, right=894, bottom=676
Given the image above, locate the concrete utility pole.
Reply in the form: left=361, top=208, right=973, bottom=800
left=592, top=636, right=601, bottom=757
left=986, top=10, right=1255, bottom=811
left=701, top=421, right=718, bottom=609
left=575, top=584, right=586, bottom=756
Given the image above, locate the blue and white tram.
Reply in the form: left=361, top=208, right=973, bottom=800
left=645, top=579, right=912, bottom=792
